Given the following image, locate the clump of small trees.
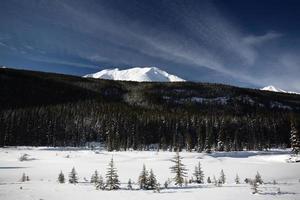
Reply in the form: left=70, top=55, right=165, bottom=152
left=138, top=164, right=158, bottom=190
left=193, top=161, right=204, bottom=184
left=244, top=171, right=264, bottom=194
left=53, top=151, right=268, bottom=195
left=20, top=173, right=30, bottom=182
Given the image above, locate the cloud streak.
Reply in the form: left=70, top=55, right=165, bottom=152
left=243, top=32, right=283, bottom=46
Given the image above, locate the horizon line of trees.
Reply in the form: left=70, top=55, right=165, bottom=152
left=1, top=101, right=299, bottom=152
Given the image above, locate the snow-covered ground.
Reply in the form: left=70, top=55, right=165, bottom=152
left=0, top=147, right=299, bottom=200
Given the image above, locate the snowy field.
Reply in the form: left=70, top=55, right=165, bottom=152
left=0, top=147, right=300, bottom=200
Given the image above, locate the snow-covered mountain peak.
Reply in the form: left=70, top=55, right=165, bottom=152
left=83, top=67, right=185, bottom=82
left=261, top=85, right=300, bottom=95
left=261, top=85, right=286, bottom=93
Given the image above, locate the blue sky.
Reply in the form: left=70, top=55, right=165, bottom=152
left=0, top=0, right=300, bottom=92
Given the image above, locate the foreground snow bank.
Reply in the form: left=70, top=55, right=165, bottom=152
left=0, top=148, right=299, bottom=200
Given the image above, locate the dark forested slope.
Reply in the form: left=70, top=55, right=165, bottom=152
left=1, top=68, right=300, bottom=151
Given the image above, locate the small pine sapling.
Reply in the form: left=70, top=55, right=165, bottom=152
left=96, top=175, right=105, bottom=190
left=255, top=171, right=263, bottom=184
left=164, top=181, right=169, bottom=189
left=207, top=176, right=211, bottom=184
left=69, top=167, right=78, bottom=184
left=21, top=173, right=26, bottom=182
left=147, top=169, right=157, bottom=190
left=58, top=171, right=65, bottom=183
left=91, top=170, right=100, bottom=184
left=138, top=164, right=149, bottom=190
left=155, top=183, right=161, bottom=193
left=220, top=169, right=226, bottom=184
left=213, top=176, right=217, bottom=186
left=235, top=174, right=240, bottom=184
left=127, top=179, right=133, bottom=190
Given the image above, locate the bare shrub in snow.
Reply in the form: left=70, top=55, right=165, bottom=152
left=19, top=154, right=30, bottom=161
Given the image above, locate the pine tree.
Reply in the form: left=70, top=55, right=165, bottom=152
left=255, top=171, right=263, bottom=184
left=105, top=157, right=120, bottom=190
left=127, top=178, right=133, bottom=190
left=170, top=151, right=187, bottom=187
left=147, top=169, right=157, bottom=190
left=69, top=167, right=78, bottom=184
left=58, top=171, right=65, bottom=183
left=219, top=169, right=226, bottom=184
left=138, top=164, right=149, bottom=190
left=96, top=175, right=105, bottom=190
left=193, top=161, right=204, bottom=184
left=235, top=174, right=240, bottom=184
left=290, top=121, right=300, bottom=155
left=90, top=170, right=99, bottom=184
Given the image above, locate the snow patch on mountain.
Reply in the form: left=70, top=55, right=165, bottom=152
left=83, top=67, right=185, bottom=82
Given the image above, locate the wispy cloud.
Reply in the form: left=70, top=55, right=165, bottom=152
left=243, top=32, right=283, bottom=46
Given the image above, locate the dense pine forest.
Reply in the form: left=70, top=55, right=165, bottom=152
left=0, top=68, right=300, bottom=151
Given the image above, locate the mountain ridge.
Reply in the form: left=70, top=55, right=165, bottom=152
left=1, top=67, right=300, bottom=150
